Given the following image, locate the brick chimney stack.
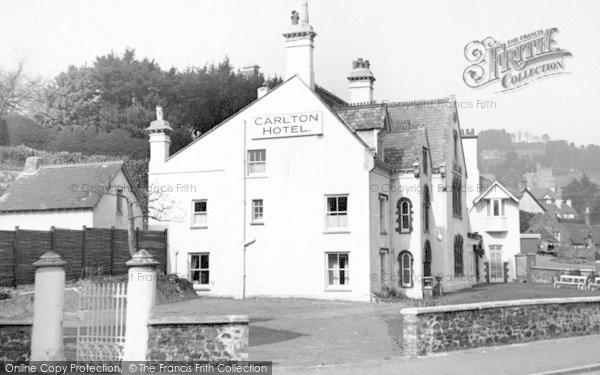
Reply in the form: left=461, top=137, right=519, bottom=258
left=347, top=58, right=375, bottom=104
left=283, top=1, right=316, bottom=89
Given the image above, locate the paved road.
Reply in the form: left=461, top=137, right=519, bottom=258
left=275, top=335, right=600, bottom=375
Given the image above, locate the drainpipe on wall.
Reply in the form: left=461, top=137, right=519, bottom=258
left=242, top=120, right=248, bottom=299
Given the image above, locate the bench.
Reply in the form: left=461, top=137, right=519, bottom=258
left=589, top=277, right=600, bottom=290
left=553, top=275, right=588, bottom=290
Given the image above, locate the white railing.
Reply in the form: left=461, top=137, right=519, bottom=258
left=77, top=282, right=127, bottom=361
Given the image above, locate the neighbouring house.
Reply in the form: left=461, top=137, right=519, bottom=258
left=147, top=3, right=474, bottom=301
left=518, top=187, right=546, bottom=215
left=0, top=157, right=143, bottom=230
left=528, top=187, right=579, bottom=220
left=469, top=181, right=521, bottom=282
left=525, top=208, right=598, bottom=253
left=464, top=132, right=521, bottom=282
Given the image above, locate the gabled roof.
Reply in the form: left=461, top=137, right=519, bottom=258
left=473, top=180, right=519, bottom=205
left=538, top=228, right=558, bottom=242
left=336, top=104, right=387, bottom=131
left=386, top=97, right=458, bottom=169
left=519, top=187, right=546, bottom=212
left=542, top=202, right=579, bottom=217
left=167, top=75, right=375, bottom=163
left=332, top=96, right=460, bottom=172
left=315, top=84, right=348, bottom=107
left=0, top=162, right=131, bottom=212
left=530, top=187, right=560, bottom=200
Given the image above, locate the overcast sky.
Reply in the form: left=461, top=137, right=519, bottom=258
left=1, top=0, right=598, bottom=145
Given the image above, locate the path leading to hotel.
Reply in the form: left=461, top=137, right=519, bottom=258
left=152, top=297, right=405, bottom=366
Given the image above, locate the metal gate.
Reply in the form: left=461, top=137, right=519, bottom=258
left=76, top=282, right=127, bottom=361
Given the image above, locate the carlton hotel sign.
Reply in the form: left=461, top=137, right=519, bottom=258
left=251, top=111, right=323, bottom=139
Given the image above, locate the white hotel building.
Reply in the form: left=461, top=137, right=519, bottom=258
left=147, top=3, right=481, bottom=301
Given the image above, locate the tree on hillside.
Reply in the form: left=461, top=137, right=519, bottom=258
left=490, top=151, right=533, bottom=189
left=0, top=58, right=43, bottom=116
left=562, top=174, right=600, bottom=222
left=478, top=129, right=513, bottom=151
left=37, top=49, right=281, bottom=153
left=0, top=117, right=9, bottom=146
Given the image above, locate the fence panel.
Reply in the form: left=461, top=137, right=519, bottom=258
left=0, top=227, right=167, bottom=286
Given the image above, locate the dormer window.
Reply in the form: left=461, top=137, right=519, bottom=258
left=487, top=199, right=504, bottom=217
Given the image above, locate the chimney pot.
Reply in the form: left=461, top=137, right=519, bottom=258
left=257, top=86, right=270, bottom=99
left=283, top=2, right=316, bottom=88
left=347, top=57, right=375, bottom=104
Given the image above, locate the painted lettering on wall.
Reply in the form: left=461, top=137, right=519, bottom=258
left=251, top=111, right=323, bottom=139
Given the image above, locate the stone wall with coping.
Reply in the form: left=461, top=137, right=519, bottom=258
left=146, top=315, right=249, bottom=361
left=0, top=319, right=32, bottom=361
left=400, top=296, right=600, bottom=357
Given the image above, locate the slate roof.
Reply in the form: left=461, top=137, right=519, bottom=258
left=315, top=84, right=348, bottom=108
left=385, top=98, right=457, bottom=169
left=542, top=202, right=579, bottom=217
left=382, top=125, right=427, bottom=170
left=336, top=105, right=387, bottom=130
left=331, top=97, right=458, bottom=171
left=530, top=187, right=560, bottom=200
left=0, top=162, right=127, bottom=212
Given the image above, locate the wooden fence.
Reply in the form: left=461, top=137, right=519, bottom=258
left=0, top=226, right=168, bottom=286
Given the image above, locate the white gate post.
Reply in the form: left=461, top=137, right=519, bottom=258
left=31, top=251, right=66, bottom=361
left=123, top=249, right=159, bottom=361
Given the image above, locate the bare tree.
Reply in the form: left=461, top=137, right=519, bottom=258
left=92, top=170, right=183, bottom=257
left=118, top=190, right=182, bottom=256
left=0, top=57, right=43, bottom=116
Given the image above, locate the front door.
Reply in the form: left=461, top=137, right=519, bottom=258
left=489, top=251, right=504, bottom=283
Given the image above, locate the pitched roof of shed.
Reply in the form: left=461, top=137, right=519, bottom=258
left=0, top=162, right=126, bottom=212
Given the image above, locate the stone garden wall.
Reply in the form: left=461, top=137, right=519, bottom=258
left=147, top=315, right=249, bottom=361
left=0, top=319, right=32, bottom=361
left=401, top=296, right=600, bottom=357
left=530, top=266, right=595, bottom=284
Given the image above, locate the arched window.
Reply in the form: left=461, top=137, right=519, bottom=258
left=423, top=185, right=430, bottom=233
left=424, top=240, right=432, bottom=277
left=399, top=251, right=413, bottom=288
left=454, top=234, right=464, bottom=276
left=397, top=198, right=412, bottom=234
